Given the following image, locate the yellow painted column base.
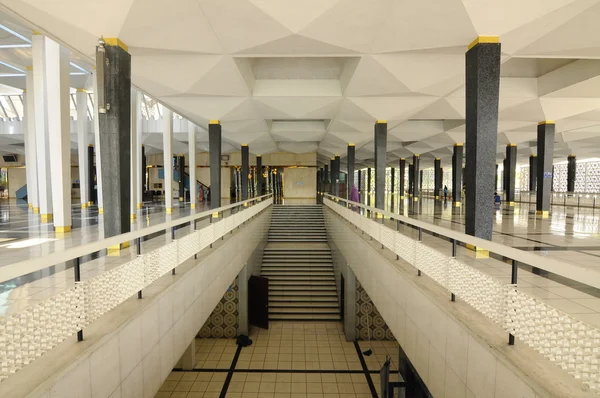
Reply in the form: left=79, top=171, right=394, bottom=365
left=413, top=197, right=419, bottom=202
left=435, top=196, right=439, bottom=199
left=98, top=208, right=104, bottom=215
left=130, top=214, right=137, bottom=222
left=179, top=197, right=184, bottom=201
left=107, top=241, right=131, bottom=256
left=137, top=203, right=143, bottom=209
left=40, top=214, right=53, bottom=223
left=190, top=203, right=196, bottom=209
left=453, top=201, right=461, bottom=207
left=87, top=201, right=94, bottom=206
left=400, top=196, right=405, bottom=199
left=166, top=208, right=173, bottom=214
left=33, top=207, right=40, bottom=214
left=508, top=201, right=515, bottom=206
left=212, top=212, right=220, bottom=219
left=28, top=203, right=33, bottom=209
left=465, top=243, right=489, bottom=259
left=55, top=226, right=71, bottom=233
left=81, top=203, right=89, bottom=209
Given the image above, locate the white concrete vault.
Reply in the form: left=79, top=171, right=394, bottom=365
left=0, top=0, right=599, bottom=166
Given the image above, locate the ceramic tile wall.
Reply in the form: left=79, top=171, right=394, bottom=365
left=0, top=209, right=270, bottom=398
left=323, top=208, right=594, bottom=398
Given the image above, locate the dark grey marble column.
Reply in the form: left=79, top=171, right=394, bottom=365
left=495, top=164, right=499, bottom=192
left=241, top=145, right=249, bottom=200
left=419, top=169, right=423, bottom=192
left=367, top=167, right=372, bottom=206
left=178, top=155, right=185, bottom=201
left=390, top=167, right=395, bottom=195
left=357, top=169, right=362, bottom=196
left=98, top=40, right=131, bottom=238
left=324, top=164, right=329, bottom=195
left=408, top=163, right=414, bottom=196
left=536, top=122, right=555, bottom=215
left=412, top=155, right=420, bottom=201
left=256, top=155, right=263, bottom=196
left=506, top=144, right=517, bottom=205
left=209, top=121, right=221, bottom=208
left=347, top=144, right=355, bottom=199
left=434, top=158, right=441, bottom=199
left=334, top=155, right=341, bottom=197
left=567, top=155, right=576, bottom=192
left=452, top=144, right=463, bottom=206
left=330, top=158, right=335, bottom=194
left=529, top=154, right=537, bottom=191
left=399, top=158, right=406, bottom=199
left=374, top=121, right=387, bottom=209
left=464, top=36, right=501, bottom=240
left=141, top=145, right=146, bottom=198
left=88, top=145, right=96, bottom=205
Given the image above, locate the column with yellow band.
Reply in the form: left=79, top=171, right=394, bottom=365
left=536, top=121, right=554, bottom=217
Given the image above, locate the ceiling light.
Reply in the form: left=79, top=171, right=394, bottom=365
left=70, top=62, right=88, bottom=73
left=0, top=44, right=31, bottom=49
left=0, top=61, right=24, bottom=73
left=0, top=24, right=31, bottom=43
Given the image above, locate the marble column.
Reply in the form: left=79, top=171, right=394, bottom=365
left=162, top=109, right=173, bottom=213
left=434, top=158, right=441, bottom=199
left=399, top=159, right=406, bottom=199
left=536, top=121, right=555, bottom=216
left=347, top=144, right=355, bottom=199
left=141, top=145, right=146, bottom=200
left=567, top=155, right=576, bottom=192
left=178, top=155, right=185, bottom=201
left=505, top=144, right=517, bottom=205
left=334, top=155, right=341, bottom=197
left=257, top=156, right=263, bottom=196
left=92, top=70, right=104, bottom=214
left=390, top=167, right=395, bottom=196
left=367, top=167, right=372, bottom=206
left=503, top=158, right=508, bottom=193
left=412, top=155, right=420, bottom=200
left=46, top=38, right=71, bottom=232
left=419, top=169, right=423, bottom=192
left=241, top=144, right=249, bottom=200
left=357, top=169, right=362, bottom=197
left=465, top=36, right=501, bottom=240
left=324, top=164, right=329, bottom=195
left=88, top=145, right=96, bottom=204
left=408, top=164, right=414, bottom=195
left=76, top=89, right=90, bottom=209
left=98, top=38, right=131, bottom=238
left=452, top=144, right=463, bottom=206
left=135, top=93, right=144, bottom=211
left=330, top=158, right=335, bottom=195
left=209, top=120, right=221, bottom=208
left=188, top=121, right=197, bottom=209
left=374, top=121, right=387, bottom=209
left=529, top=154, right=537, bottom=192
left=24, top=70, right=38, bottom=212
left=32, top=34, right=52, bottom=221
left=130, top=89, right=140, bottom=220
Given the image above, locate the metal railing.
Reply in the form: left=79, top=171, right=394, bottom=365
left=0, top=194, right=273, bottom=382
left=324, top=194, right=600, bottom=392
left=515, top=191, right=600, bottom=209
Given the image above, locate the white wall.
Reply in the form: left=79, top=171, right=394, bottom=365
left=0, top=208, right=271, bottom=398
left=7, top=167, right=25, bottom=197
left=324, top=208, right=594, bottom=398
left=283, top=167, right=316, bottom=200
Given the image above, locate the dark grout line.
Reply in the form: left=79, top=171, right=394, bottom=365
left=219, top=343, right=243, bottom=398
left=354, top=341, right=378, bottom=398
left=172, top=367, right=381, bottom=374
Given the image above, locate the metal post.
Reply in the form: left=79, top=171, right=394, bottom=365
left=451, top=239, right=457, bottom=301
left=210, top=214, right=213, bottom=248
left=172, top=226, right=176, bottom=275
left=417, top=227, right=422, bottom=276
left=396, top=220, right=400, bottom=260
left=74, top=257, right=84, bottom=342
left=509, top=259, right=518, bottom=345
left=137, top=237, right=143, bottom=299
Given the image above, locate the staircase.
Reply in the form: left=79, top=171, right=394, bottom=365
left=261, top=205, right=340, bottom=321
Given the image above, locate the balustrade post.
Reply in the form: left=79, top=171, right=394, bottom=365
left=417, top=227, right=422, bottom=276
left=74, top=257, right=83, bottom=342
left=396, top=220, right=400, bottom=260
left=172, top=225, right=176, bottom=275
left=451, top=239, right=457, bottom=302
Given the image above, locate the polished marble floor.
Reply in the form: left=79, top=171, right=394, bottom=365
left=157, top=322, right=400, bottom=398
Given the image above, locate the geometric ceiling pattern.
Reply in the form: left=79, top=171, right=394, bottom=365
left=2, top=0, right=600, bottom=169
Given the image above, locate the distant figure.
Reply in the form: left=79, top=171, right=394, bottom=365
left=494, top=192, right=501, bottom=205
left=198, top=187, right=204, bottom=203
left=350, top=184, right=359, bottom=203
left=443, top=185, right=448, bottom=200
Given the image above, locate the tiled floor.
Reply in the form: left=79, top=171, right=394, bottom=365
left=157, top=322, right=401, bottom=398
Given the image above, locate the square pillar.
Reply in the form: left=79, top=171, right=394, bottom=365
left=505, top=144, right=517, bottom=205
left=374, top=120, right=387, bottom=209
left=241, top=144, right=249, bottom=200
left=347, top=144, right=355, bottom=199
left=209, top=120, right=222, bottom=208
left=162, top=108, right=173, bottom=213
left=98, top=38, right=131, bottom=237
left=256, top=155, right=263, bottom=196
left=465, top=36, right=501, bottom=240
left=24, top=70, right=39, bottom=212
left=390, top=167, right=395, bottom=195
left=77, top=89, right=90, bottom=209
left=92, top=70, right=104, bottom=213
left=334, top=155, right=341, bottom=197
left=399, top=159, right=406, bottom=199
left=357, top=169, right=362, bottom=201
left=452, top=144, right=463, bottom=206
left=567, top=155, right=576, bottom=192
left=330, top=158, right=335, bottom=194
left=536, top=121, right=555, bottom=216
left=188, top=121, right=197, bottom=208
left=366, top=167, right=372, bottom=206
left=434, top=158, right=441, bottom=199
left=88, top=145, right=96, bottom=204
left=32, top=34, right=52, bottom=221
left=46, top=38, right=71, bottom=232
left=136, top=99, right=144, bottom=211
left=178, top=155, right=185, bottom=201
left=412, top=155, right=420, bottom=200
left=408, top=163, right=414, bottom=195
left=529, top=154, right=537, bottom=192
